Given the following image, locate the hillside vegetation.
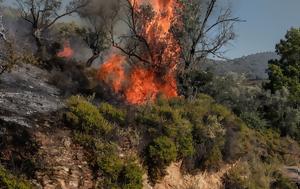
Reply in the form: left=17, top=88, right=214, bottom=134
left=0, top=1, right=299, bottom=188
left=63, top=94, right=299, bottom=188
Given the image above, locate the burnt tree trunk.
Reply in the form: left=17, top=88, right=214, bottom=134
left=32, top=28, right=47, bottom=61
left=86, top=52, right=100, bottom=67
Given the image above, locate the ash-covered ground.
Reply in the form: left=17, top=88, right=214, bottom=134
left=0, top=64, right=63, bottom=127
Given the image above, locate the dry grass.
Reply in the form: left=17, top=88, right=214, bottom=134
left=143, top=161, right=238, bottom=189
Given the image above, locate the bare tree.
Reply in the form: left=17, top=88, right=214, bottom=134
left=110, top=0, right=241, bottom=75
left=177, top=0, right=242, bottom=71
left=110, top=0, right=180, bottom=77
left=15, top=0, right=88, bottom=59
left=172, top=0, right=242, bottom=96
left=106, top=0, right=241, bottom=97
left=77, top=0, right=120, bottom=67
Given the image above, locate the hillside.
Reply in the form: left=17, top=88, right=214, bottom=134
left=203, top=52, right=279, bottom=80
left=0, top=64, right=299, bottom=188
left=0, top=1, right=299, bottom=189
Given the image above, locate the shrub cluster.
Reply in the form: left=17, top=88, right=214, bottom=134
left=65, top=94, right=299, bottom=187
left=66, top=96, right=143, bottom=189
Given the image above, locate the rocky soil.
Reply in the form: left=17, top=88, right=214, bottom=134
left=34, top=127, right=94, bottom=189
left=0, top=64, right=94, bottom=188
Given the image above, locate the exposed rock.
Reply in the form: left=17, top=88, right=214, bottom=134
left=0, top=64, right=95, bottom=188
left=0, top=64, right=63, bottom=127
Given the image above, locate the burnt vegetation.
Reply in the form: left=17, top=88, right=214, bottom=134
left=0, top=0, right=299, bottom=189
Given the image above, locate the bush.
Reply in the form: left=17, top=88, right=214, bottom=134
left=95, top=143, right=123, bottom=180
left=239, top=111, right=268, bottom=130
left=0, top=166, right=32, bottom=189
left=65, top=97, right=144, bottom=188
left=119, top=161, right=144, bottom=189
left=148, top=136, right=177, bottom=167
left=99, top=102, right=127, bottom=126
left=146, top=136, right=177, bottom=183
left=176, top=132, right=195, bottom=158
left=66, top=96, right=113, bottom=136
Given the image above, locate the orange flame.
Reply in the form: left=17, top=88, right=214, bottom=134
left=98, top=0, right=181, bottom=104
left=125, top=67, right=178, bottom=104
left=98, top=55, right=126, bottom=93
left=57, top=41, right=74, bottom=59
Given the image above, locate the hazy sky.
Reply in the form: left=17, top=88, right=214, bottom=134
left=3, top=0, right=300, bottom=58
left=226, top=0, right=300, bottom=58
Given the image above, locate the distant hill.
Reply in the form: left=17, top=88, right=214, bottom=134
left=202, top=52, right=279, bottom=80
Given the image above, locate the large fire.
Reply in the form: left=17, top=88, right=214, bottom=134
left=57, top=41, right=74, bottom=59
left=98, top=0, right=181, bottom=104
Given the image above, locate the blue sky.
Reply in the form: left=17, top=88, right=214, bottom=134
left=3, top=0, right=300, bottom=58
left=225, top=0, right=300, bottom=58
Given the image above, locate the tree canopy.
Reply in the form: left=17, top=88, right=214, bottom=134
left=265, top=28, right=300, bottom=104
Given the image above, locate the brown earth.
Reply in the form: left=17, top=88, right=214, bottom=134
left=34, top=127, right=94, bottom=189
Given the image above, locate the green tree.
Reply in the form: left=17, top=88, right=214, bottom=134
left=265, top=28, right=300, bottom=103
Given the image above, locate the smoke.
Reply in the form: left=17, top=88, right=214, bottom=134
left=0, top=6, right=34, bottom=50
left=78, top=0, right=121, bottom=20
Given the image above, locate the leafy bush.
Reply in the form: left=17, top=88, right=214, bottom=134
left=147, top=136, right=177, bottom=182
left=66, top=96, right=113, bottom=136
left=66, top=96, right=144, bottom=188
left=239, top=111, right=268, bottom=130
left=95, top=142, right=123, bottom=181
left=0, top=166, right=32, bottom=189
left=95, top=143, right=144, bottom=189
left=119, top=161, right=144, bottom=189
left=99, top=102, right=127, bottom=126
left=148, top=136, right=177, bottom=167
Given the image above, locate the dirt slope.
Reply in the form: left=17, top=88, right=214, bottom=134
left=34, top=127, right=94, bottom=189
left=143, top=162, right=235, bottom=189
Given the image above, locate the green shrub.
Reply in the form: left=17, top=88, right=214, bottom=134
left=95, top=144, right=144, bottom=188
left=202, top=145, right=223, bottom=170
left=66, top=96, right=113, bottom=136
left=0, top=166, right=32, bottom=189
left=94, top=142, right=123, bottom=180
left=146, top=136, right=177, bottom=183
left=148, top=136, right=177, bottom=167
left=239, top=111, right=269, bottom=130
left=99, top=102, right=127, bottom=126
left=176, top=132, right=195, bottom=158
left=119, top=161, right=144, bottom=189
left=73, top=131, right=96, bottom=148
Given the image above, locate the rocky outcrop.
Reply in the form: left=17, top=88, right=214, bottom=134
left=0, top=64, right=63, bottom=127
left=0, top=64, right=95, bottom=188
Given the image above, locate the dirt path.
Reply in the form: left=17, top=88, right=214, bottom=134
left=33, top=127, right=94, bottom=189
